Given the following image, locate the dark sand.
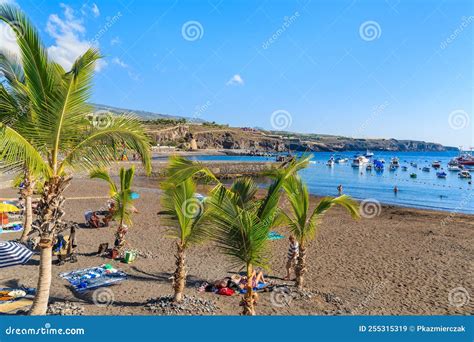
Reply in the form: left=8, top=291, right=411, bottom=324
left=0, top=177, right=473, bottom=315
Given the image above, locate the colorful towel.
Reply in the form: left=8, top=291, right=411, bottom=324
left=239, top=282, right=267, bottom=294
left=60, top=264, right=127, bottom=292
left=0, top=287, right=35, bottom=313
left=268, top=231, right=284, bottom=240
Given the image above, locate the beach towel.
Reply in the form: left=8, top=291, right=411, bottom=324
left=268, top=231, right=284, bottom=240
left=239, top=282, right=267, bottom=294
left=0, top=287, right=35, bottom=314
left=60, top=264, right=127, bottom=292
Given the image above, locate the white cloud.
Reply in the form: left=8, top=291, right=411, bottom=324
left=81, top=3, right=100, bottom=18
left=226, top=74, right=244, bottom=86
left=46, top=3, right=106, bottom=72
left=110, top=36, right=121, bottom=46
left=112, top=57, right=127, bottom=68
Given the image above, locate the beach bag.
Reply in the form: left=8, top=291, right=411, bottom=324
left=217, top=287, right=235, bottom=296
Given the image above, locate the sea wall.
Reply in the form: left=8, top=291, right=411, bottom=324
left=108, top=161, right=278, bottom=179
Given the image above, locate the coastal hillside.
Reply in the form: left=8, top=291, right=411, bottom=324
left=93, top=104, right=457, bottom=152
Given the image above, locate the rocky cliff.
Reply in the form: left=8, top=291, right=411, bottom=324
left=146, top=124, right=456, bottom=153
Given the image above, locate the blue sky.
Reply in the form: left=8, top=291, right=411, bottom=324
left=1, top=0, right=473, bottom=147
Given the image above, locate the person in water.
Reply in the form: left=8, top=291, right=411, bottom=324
left=393, top=186, right=398, bottom=194
left=337, top=184, right=343, bottom=195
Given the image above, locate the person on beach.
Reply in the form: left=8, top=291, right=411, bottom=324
left=284, top=235, right=299, bottom=281
left=337, top=184, right=343, bottom=195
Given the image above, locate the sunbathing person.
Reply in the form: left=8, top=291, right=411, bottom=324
left=231, top=270, right=266, bottom=289
left=89, top=212, right=101, bottom=228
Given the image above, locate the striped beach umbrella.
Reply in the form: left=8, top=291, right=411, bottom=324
left=0, top=241, right=33, bottom=268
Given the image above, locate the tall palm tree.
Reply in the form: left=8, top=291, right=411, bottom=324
left=282, top=175, right=359, bottom=289
left=0, top=51, right=38, bottom=243
left=158, top=176, right=207, bottom=302
left=90, top=166, right=138, bottom=252
left=0, top=5, right=151, bottom=315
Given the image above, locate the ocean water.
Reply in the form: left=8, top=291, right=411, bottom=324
left=183, top=151, right=474, bottom=215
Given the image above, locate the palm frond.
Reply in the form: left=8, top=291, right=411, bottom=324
left=90, top=168, right=118, bottom=195
left=158, top=177, right=208, bottom=246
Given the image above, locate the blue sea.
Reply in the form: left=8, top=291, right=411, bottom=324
left=180, top=151, right=474, bottom=215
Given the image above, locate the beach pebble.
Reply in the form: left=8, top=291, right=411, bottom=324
left=47, top=301, right=85, bottom=316
left=145, top=295, right=219, bottom=315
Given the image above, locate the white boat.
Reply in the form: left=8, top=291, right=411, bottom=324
left=364, top=150, right=374, bottom=158
left=458, top=170, right=472, bottom=179
left=447, top=164, right=461, bottom=172
left=335, top=157, right=348, bottom=163
left=327, top=158, right=335, bottom=167
left=390, top=157, right=400, bottom=168
left=432, top=161, right=441, bottom=168
left=351, top=156, right=369, bottom=167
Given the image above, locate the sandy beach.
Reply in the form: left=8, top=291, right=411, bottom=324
left=0, top=175, right=472, bottom=316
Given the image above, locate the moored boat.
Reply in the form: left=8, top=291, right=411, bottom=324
left=410, top=173, right=417, bottom=178
left=458, top=170, right=472, bottom=179
left=422, top=167, right=430, bottom=172
left=351, top=155, right=369, bottom=167
left=390, top=157, right=400, bottom=168
left=436, top=171, right=447, bottom=179
left=447, top=164, right=462, bottom=172
left=401, top=166, right=408, bottom=171
left=432, top=161, right=441, bottom=168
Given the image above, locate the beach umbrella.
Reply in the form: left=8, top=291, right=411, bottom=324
left=0, top=203, right=20, bottom=213
left=0, top=241, right=33, bottom=268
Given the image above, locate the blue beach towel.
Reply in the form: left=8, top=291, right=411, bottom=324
left=239, top=282, right=267, bottom=294
left=60, top=265, right=127, bottom=292
left=268, top=231, right=284, bottom=240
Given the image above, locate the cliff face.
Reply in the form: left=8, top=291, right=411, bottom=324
left=146, top=125, right=456, bottom=152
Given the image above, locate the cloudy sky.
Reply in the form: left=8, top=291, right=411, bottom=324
left=0, top=0, right=472, bottom=147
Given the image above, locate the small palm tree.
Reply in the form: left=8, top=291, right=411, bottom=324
left=282, top=175, right=359, bottom=289
left=0, top=5, right=151, bottom=315
left=158, top=176, right=207, bottom=302
left=90, top=166, right=138, bottom=252
left=164, top=155, right=310, bottom=315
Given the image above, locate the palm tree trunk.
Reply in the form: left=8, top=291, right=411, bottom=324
left=242, top=264, right=256, bottom=315
left=173, top=242, right=186, bottom=302
left=295, top=242, right=306, bottom=290
left=29, top=176, right=71, bottom=315
left=19, top=175, right=35, bottom=243
left=29, top=245, right=52, bottom=315
left=20, top=193, right=33, bottom=243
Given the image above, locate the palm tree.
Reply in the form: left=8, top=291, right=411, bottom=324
left=158, top=176, right=207, bottom=302
left=0, top=5, right=151, bottom=315
left=0, top=51, right=39, bottom=243
left=90, top=166, right=138, bottom=252
left=282, top=175, right=359, bottom=289
left=163, top=155, right=310, bottom=315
